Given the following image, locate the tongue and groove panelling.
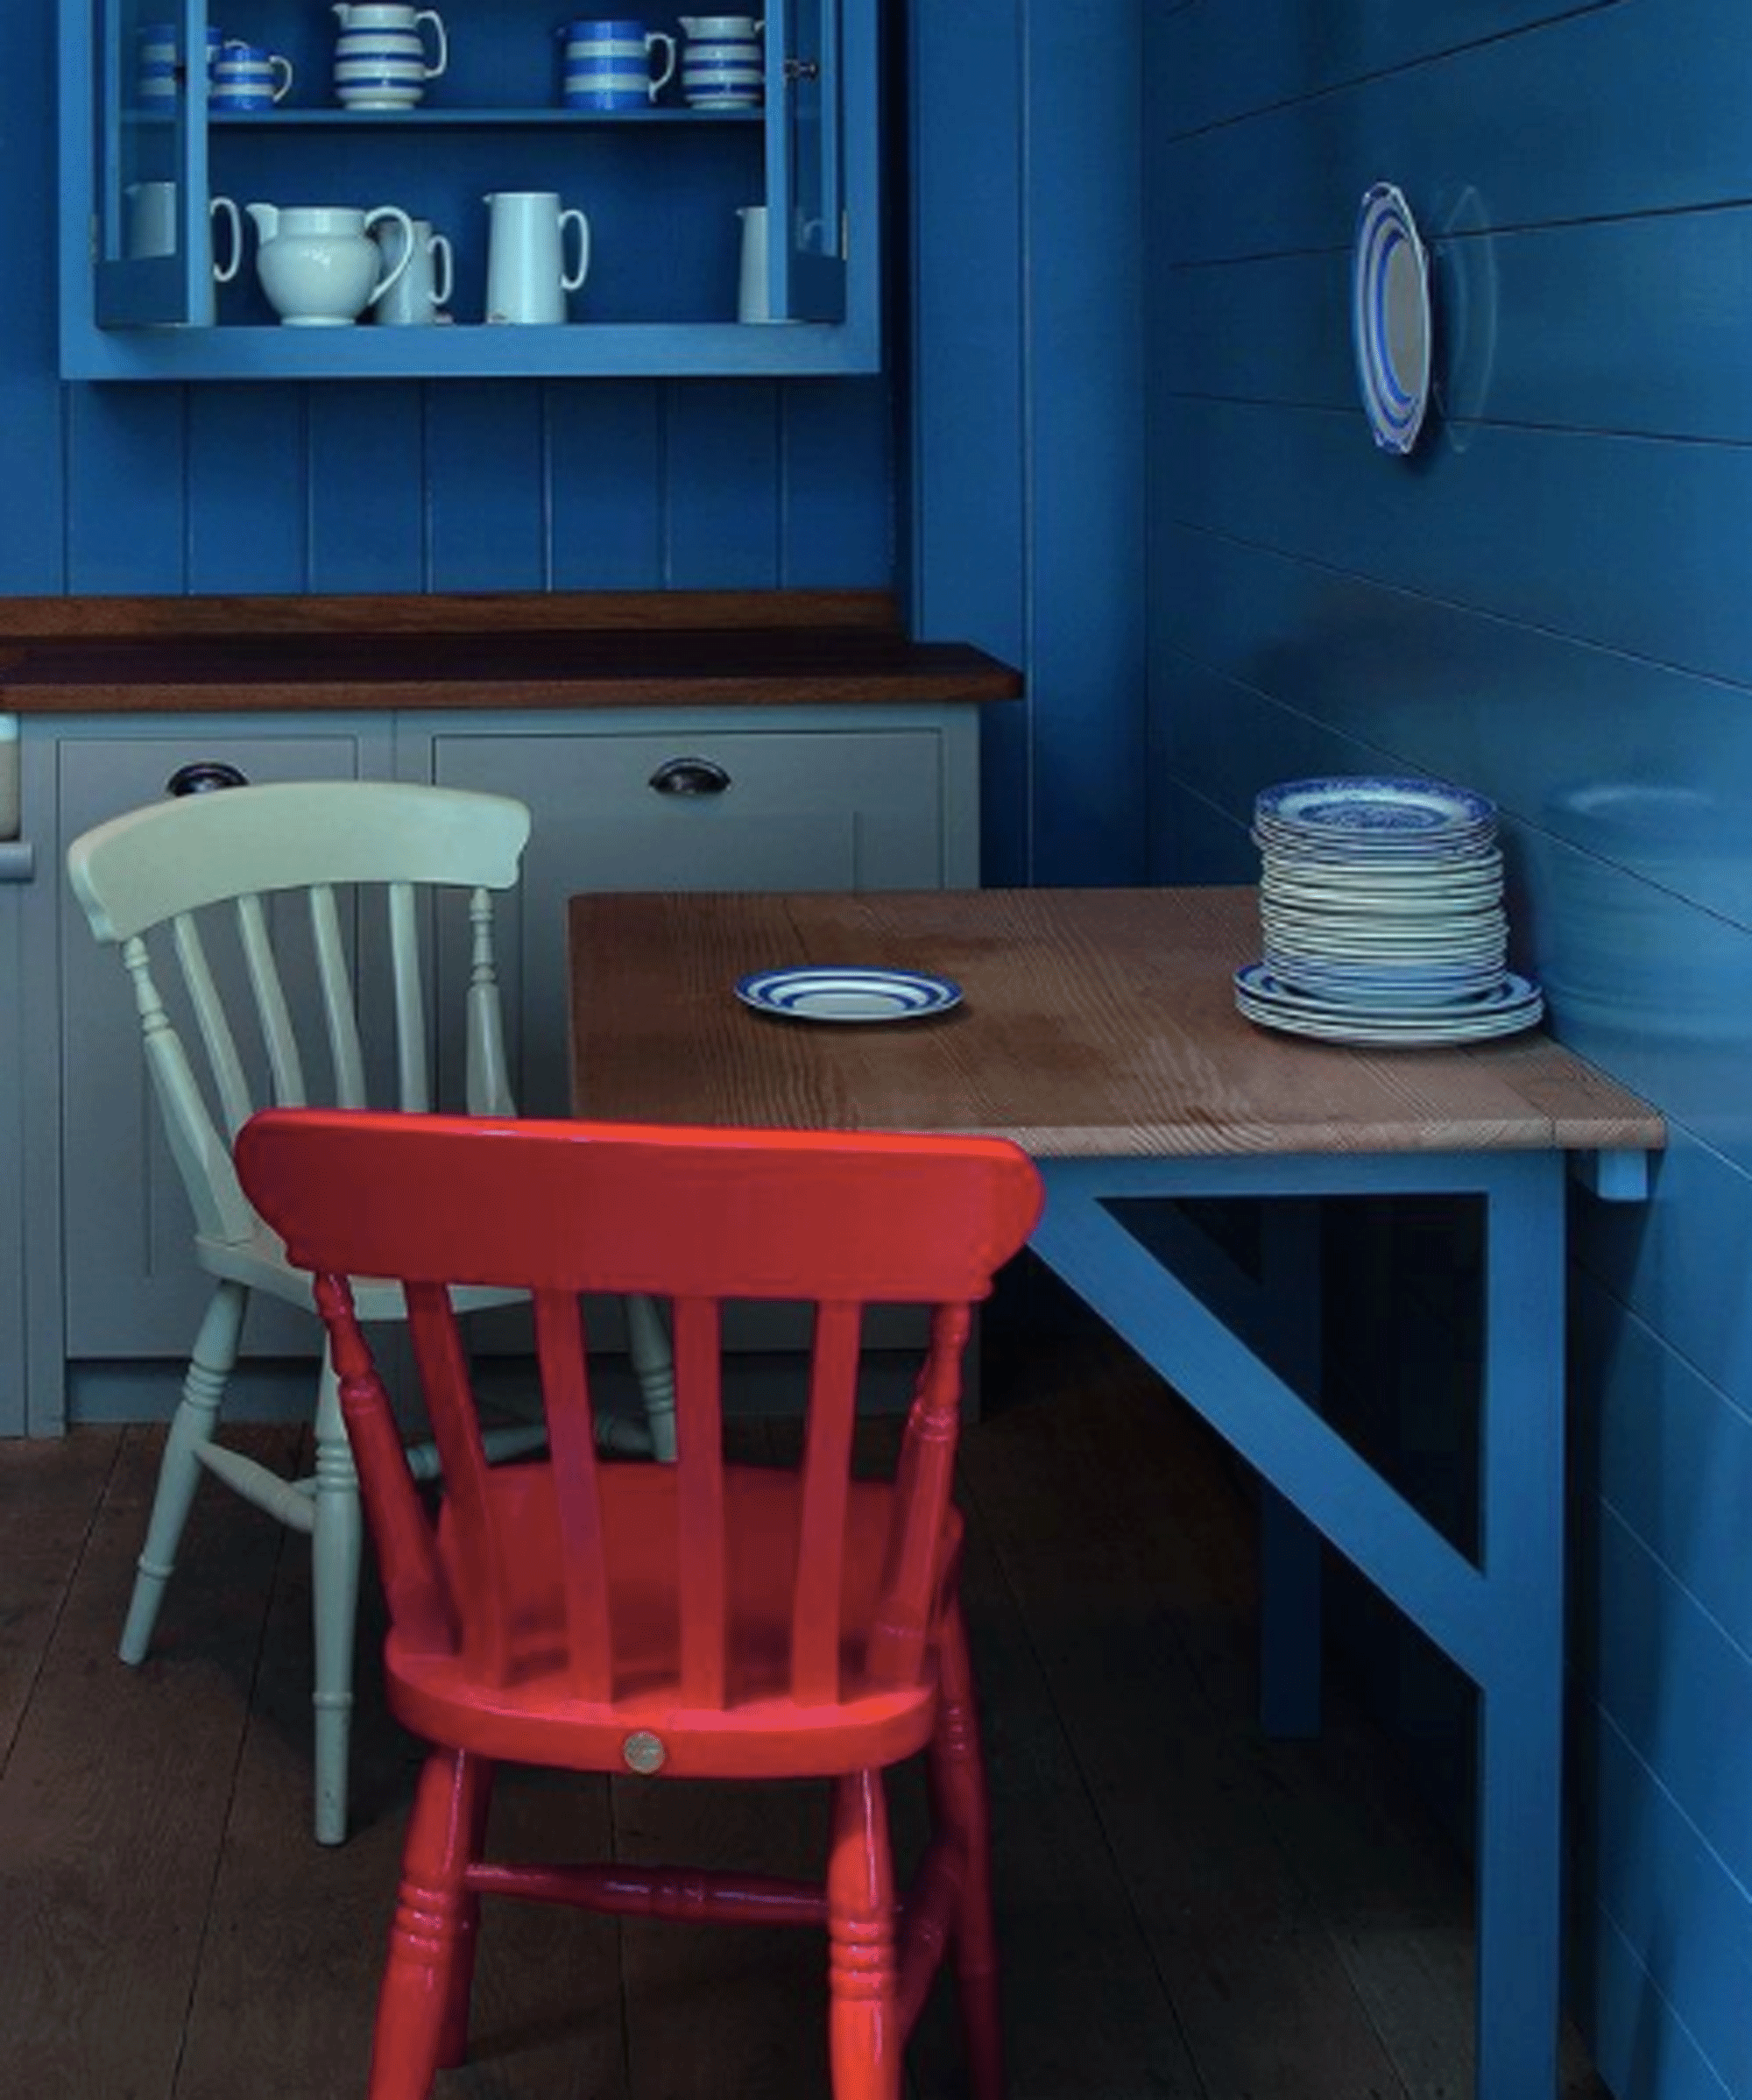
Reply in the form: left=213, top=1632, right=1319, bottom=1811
left=0, top=0, right=894, bottom=598
left=1147, top=8, right=1752, bottom=2097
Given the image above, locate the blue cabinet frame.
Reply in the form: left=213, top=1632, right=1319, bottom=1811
left=60, top=0, right=880, bottom=378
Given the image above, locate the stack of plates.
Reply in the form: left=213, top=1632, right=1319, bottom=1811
left=1235, top=776, right=1544, bottom=1045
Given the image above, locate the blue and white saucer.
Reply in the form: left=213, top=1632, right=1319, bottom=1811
left=735, top=965, right=962, bottom=1023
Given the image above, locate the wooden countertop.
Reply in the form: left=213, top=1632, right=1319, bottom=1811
left=568, top=886, right=1666, bottom=1161
left=0, top=590, right=1022, bottom=715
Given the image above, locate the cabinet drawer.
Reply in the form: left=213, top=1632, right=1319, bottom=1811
left=433, top=723, right=956, bottom=1114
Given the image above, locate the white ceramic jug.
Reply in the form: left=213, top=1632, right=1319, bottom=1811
left=331, top=1, right=448, bottom=109
left=371, top=216, right=454, bottom=326
left=246, top=202, right=414, bottom=325
left=484, top=192, right=590, bottom=324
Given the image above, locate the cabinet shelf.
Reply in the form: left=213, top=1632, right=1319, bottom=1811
left=207, top=106, right=764, bottom=128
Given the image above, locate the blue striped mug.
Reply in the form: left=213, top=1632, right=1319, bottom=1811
left=559, top=18, right=677, bottom=110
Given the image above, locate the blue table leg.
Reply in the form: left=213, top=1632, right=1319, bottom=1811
left=1473, top=1153, right=1565, bottom=2100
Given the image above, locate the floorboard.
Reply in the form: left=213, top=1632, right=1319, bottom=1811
left=0, top=1321, right=1611, bottom=2099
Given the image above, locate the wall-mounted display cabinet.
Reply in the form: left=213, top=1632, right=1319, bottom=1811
left=59, top=0, right=880, bottom=378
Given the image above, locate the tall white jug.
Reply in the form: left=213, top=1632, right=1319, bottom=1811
left=484, top=192, right=590, bottom=323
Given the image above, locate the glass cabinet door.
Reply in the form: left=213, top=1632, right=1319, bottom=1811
left=92, top=0, right=214, bottom=327
left=767, top=0, right=844, bottom=324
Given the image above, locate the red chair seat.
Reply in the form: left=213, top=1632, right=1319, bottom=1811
left=392, top=1463, right=956, bottom=1778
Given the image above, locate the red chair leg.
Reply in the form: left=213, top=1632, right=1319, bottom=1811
left=369, top=1749, right=491, bottom=2100
left=826, top=1770, right=901, bottom=2100
left=435, top=1752, right=495, bottom=2069
left=929, top=1607, right=1004, bottom=2100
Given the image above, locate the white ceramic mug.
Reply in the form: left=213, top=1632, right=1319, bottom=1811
left=127, top=184, right=243, bottom=287
left=371, top=216, right=454, bottom=325
left=736, top=202, right=770, bottom=322
left=484, top=191, right=590, bottom=324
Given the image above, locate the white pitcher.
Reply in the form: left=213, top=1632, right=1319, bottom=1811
left=484, top=192, right=589, bottom=324
left=246, top=202, right=414, bottom=326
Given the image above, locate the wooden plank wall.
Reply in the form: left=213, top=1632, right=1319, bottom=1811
left=0, top=12, right=893, bottom=599
left=1145, top=5, right=1752, bottom=2096
left=905, top=0, right=1149, bottom=886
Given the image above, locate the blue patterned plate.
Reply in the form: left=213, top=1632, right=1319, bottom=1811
left=1352, top=183, right=1431, bottom=456
left=735, top=965, right=963, bottom=1023
left=1255, top=775, right=1495, bottom=841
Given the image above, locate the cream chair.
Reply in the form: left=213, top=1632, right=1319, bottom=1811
left=66, top=780, right=675, bottom=1843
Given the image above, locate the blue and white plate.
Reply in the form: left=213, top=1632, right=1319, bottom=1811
left=1352, top=183, right=1431, bottom=456
left=735, top=965, right=962, bottom=1023
left=1234, top=962, right=1543, bottom=1045
left=1256, top=776, right=1494, bottom=844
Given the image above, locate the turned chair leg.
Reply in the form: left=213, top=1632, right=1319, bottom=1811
left=310, top=1347, right=363, bottom=1846
left=371, top=1750, right=493, bottom=2100
left=120, top=1279, right=248, bottom=1665
left=827, top=1770, right=901, bottom=2100
left=625, top=1291, right=677, bottom=1461
left=930, top=1607, right=1003, bottom=2100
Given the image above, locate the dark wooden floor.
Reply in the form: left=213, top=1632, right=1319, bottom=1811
left=1, top=1307, right=1609, bottom=2099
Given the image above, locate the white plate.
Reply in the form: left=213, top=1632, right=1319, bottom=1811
left=1352, top=185, right=1432, bottom=456
left=735, top=965, right=963, bottom=1023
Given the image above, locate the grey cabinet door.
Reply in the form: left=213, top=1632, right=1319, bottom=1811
left=430, top=718, right=966, bottom=1118
left=0, top=878, right=25, bottom=1433
left=58, top=730, right=372, bottom=1357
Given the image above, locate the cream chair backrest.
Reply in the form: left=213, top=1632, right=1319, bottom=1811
left=67, top=781, right=531, bottom=1251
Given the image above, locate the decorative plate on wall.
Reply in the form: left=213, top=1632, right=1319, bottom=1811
left=1352, top=183, right=1431, bottom=456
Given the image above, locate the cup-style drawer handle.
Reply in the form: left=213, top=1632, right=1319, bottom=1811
left=166, top=760, right=250, bottom=796
left=648, top=756, right=731, bottom=797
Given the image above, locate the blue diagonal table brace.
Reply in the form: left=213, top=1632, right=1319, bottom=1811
left=1030, top=1146, right=1576, bottom=2100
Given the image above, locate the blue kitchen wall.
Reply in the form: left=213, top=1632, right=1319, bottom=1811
left=1146, top=4, right=1752, bottom=2096
left=0, top=7, right=892, bottom=598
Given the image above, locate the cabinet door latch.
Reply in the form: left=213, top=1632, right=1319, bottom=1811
left=781, top=57, right=821, bottom=81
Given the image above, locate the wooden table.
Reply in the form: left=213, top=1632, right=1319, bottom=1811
left=568, top=884, right=1665, bottom=2099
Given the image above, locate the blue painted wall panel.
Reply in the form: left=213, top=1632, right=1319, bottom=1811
left=187, top=389, right=308, bottom=592
left=1159, top=0, right=1752, bottom=269
left=548, top=383, right=668, bottom=590
left=1573, top=1280, right=1752, bottom=1669
left=666, top=383, right=784, bottom=585
left=307, top=388, right=430, bottom=594
left=1155, top=0, right=1622, bottom=137
left=906, top=0, right=1147, bottom=886
left=1149, top=5, right=1752, bottom=2091
left=1571, top=1703, right=1752, bottom=2099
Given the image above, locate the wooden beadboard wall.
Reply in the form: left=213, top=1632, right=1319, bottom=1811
left=1144, top=7, right=1752, bottom=2097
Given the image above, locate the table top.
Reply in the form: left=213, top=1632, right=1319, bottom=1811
left=567, top=886, right=1664, bottom=1161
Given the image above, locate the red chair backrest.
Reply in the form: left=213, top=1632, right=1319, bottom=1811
left=237, top=1109, right=1043, bottom=1708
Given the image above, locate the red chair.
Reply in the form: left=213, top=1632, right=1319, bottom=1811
left=236, top=1107, right=1043, bottom=2100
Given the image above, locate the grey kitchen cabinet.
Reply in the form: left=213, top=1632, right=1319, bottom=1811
left=17, top=690, right=982, bottom=1426
left=0, top=844, right=32, bottom=1436
left=418, top=704, right=979, bottom=1119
